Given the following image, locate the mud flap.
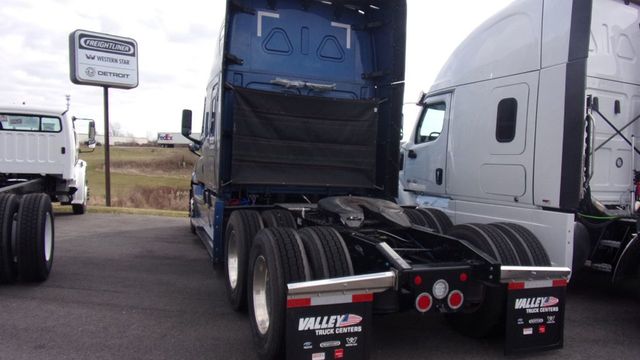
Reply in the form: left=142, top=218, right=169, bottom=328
left=286, top=293, right=373, bottom=360
left=504, top=279, right=567, bottom=355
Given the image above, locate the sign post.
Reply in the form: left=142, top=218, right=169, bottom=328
left=69, top=29, right=138, bottom=207
left=103, top=87, right=111, bottom=206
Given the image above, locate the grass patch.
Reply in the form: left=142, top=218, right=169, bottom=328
left=81, top=146, right=195, bottom=211
left=54, top=204, right=187, bottom=218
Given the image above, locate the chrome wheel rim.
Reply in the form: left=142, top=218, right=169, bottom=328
left=227, top=231, right=239, bottom=289
left=44, top=212, right=53, bottom=262
left=253, top=255, right=270, bottom=335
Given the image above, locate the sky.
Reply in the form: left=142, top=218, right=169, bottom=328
left=0, top=0, right=513, bottom=139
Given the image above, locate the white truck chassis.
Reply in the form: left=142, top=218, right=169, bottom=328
left=0, top=107, right=95, bottom=283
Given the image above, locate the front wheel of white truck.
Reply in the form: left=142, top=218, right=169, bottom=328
left=248, top=228, right=310, bottom=360
left=72, top=189, right=87, bottom=215
left=72, top=181, right=87, bottom=215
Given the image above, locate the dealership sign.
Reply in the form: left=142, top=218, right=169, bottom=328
left=69, top=30, right=138, bottom=89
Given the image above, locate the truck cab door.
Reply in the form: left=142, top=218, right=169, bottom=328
left=403, top=93, right=451, bottom=195
left=200, top=85, right=221, bottom=238
left=203, top=84, right=220, bottom=191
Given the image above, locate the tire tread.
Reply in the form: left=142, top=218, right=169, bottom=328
left=495, top=222, right=550, bottom=266
left=0, top=194, right=19, bottom=283
left=17, top=193, right=53, bottom=282
left=261, top=209, right=297, bottom=229
left=404, top=208, right=428, bottom=227
left=418, top=208, right=453, bottom=234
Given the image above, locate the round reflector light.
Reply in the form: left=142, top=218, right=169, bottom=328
left=432, top=279, right=449, bottom=299
left=448, top=290, right=464, bottom=310
left=415, top=292, right=433, bottom=313
left=414, top=275, right=423, bottom=286
left=459, top=272, right=468, bottom=282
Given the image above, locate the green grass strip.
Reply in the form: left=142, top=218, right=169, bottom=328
left=54, top=204, right=187, bottom=218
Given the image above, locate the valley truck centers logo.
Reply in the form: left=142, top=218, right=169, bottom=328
left=69, top=29, right=138, bottom=89
left=298, top=314, right=363, bottom=336
left=514, top=296, right=560, bottom=314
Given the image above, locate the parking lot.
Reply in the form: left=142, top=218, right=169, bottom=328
left=1, top=213, right=639, bottom=359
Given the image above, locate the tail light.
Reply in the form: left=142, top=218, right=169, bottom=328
left=447, top=290, right=464, bottom=310
left=415, top=292, right=433, bottom=313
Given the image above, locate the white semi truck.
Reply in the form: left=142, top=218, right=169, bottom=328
left=0, top=107, right=95, bottom=283
left=401, top=0, right=640, bottom=283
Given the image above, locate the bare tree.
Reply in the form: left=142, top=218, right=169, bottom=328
left=110, top=122, right=123, bottom=137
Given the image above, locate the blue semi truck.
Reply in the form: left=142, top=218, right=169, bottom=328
left=180, top=1, right=570, bottom=359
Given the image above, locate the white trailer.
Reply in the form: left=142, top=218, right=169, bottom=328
left=0, top=107, right=95, bottom=283
left=157, top=132, right=198, bottom=147
left=401, top=0, right=640, bottom=283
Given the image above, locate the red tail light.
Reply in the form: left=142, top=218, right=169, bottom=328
left=415, top=292, right=433, bottom=313
left=448, top=290, right=464, bottom=310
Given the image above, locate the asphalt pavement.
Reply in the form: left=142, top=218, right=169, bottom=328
left=1, top=213, right=639, bottom=359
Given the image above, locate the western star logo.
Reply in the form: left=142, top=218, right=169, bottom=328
left=81, top=37, right=134, bottom=55
left=515, top=296, right=559, bottom=310
left=298, top=314, right=362, bottom=331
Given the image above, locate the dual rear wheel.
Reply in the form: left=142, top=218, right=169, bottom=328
left=0, top=193, right=54, bottom=284
left=445, top=221, right=550, bottom=338
left=404, top=207, right=552, bottom=338
left=224, top=209, right=353, bottom=359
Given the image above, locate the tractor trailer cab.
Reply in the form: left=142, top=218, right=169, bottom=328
left=182, top=1, right=570, bottom=359
left=401, top=0, right=640, bottom=283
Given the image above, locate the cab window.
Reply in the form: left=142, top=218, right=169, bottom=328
left=0, top=114, right=62, bottom=132
left=415, top=103, right=446, bottom=144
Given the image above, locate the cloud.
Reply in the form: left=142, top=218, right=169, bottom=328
left=0, top=0, right=512, bottom=138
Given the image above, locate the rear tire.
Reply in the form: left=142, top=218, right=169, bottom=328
left=403, top=208, right=429, bottom=227
left=492, top=223, right=551, bottom=266
left=261, top=209, right=296, bottom=229
left=248, top=228, right=311, bottom=360
left=16, top=194, right=54, bottom=282
left=417, top=208, right=453, bottom=234
left=297, top=226, right=353, bottom=280
left=0, top=194, right=19, bottom=283
left=224, top=210, right=263, bottom=311
left=447, top=223, right=518, bottom=265
left=445, top=223, right=520, bottom=337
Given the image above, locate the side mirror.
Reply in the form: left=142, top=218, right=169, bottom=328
left=182, top=109, right=202, bottom=145
left=78, top=118, right=97, bottom=153
left=88, top=121, right=96, bottom=142
left=182, top=109, right=193, bottom=137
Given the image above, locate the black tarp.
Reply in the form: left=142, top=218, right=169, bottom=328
left=231, top=87, right=379, bottom=188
